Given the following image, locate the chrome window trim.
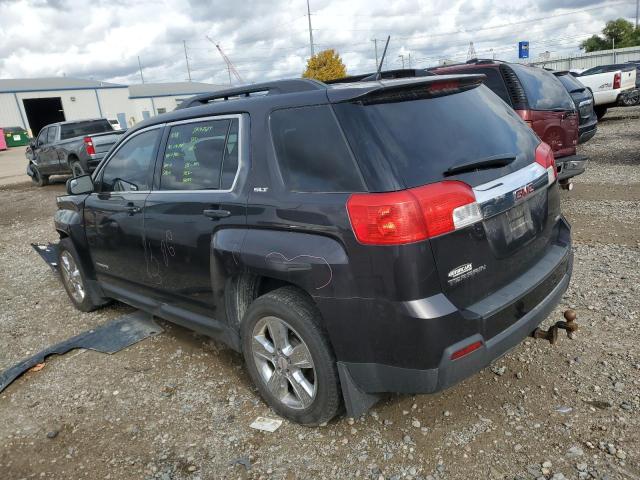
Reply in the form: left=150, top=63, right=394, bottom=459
left=156, top=113, right=244, bottom=194
left=92, top=124, right=165, bottom=181
left=473, top=162, right=549, bottom=219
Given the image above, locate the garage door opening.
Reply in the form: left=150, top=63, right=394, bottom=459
left=23, top=97, right=65, bottom=137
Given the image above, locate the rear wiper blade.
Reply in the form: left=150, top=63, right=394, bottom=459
left=444, top=154, right=516, bottom=176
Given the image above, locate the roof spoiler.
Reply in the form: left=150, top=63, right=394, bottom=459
left=327, top=74, right=486, bottom=104
left=326, top=69, right=433, bottom=84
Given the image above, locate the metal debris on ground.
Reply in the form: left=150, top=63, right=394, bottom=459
left=0, top=311, right=163, bottom=393
left=31, top=243, right=60, bottom=272
left=555, top=406, right=573, bottom=414
left=250, top=416, right=283, bottom=433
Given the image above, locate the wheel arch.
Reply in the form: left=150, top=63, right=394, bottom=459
left=213, top=228, right=352, bottom=332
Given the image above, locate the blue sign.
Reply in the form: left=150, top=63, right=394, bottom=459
left=518, top=41, right=529, bottom=59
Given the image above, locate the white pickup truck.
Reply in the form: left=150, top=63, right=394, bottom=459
left=572, top=64, right=638, bottom=119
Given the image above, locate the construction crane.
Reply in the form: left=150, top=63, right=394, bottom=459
left=206, top=36, right=244, bottom=85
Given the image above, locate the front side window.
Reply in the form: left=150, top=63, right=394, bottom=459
left=100, top=129, right=160, bottom=192
left=37, top=128, right=49, bottom=146
left=159, top=118, right=239, bottom=190
left=46, top=127, right=57, bottom=144
left=270, top=105, right=364, bottom=193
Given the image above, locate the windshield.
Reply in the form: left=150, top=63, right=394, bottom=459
left=556, top=73, right=586, bottom=93
left=333, top=84, right=540, bottom=190
left=60, top=120, right=113, bottom=140
left=510, top=64, right=575, bottom=111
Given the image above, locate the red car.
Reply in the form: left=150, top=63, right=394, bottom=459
left=429, top=60, right=586, bottom=185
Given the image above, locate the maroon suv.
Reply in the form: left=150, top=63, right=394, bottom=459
left=429, top=60, right=587, bottom=183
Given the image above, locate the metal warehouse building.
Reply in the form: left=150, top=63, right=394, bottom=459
left=0, top=78, right=221, bottom=137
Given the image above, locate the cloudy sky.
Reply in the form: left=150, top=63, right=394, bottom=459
left=0, top=0, right=636, bottom=86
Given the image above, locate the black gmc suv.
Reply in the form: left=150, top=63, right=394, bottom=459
left=55, top=76, right=573, bottom=425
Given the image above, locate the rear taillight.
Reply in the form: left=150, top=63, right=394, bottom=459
left=347, top=181, right=482, bottom=245
left=613, top=72, right=621, bottom=89
left=535, top=141, right=556, bottom=185
left=84, top=137, right=95, bottom=155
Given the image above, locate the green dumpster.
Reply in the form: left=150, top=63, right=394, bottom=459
left=4, top=127, right=30, bottom=147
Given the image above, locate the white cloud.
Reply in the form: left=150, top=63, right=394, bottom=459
left=0, top=0, right=635, bottom=85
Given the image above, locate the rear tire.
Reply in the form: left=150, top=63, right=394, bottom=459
left=241, top=286, right=342, bottom=425
left=594, top=106, right=608, bottom=120
left=57, top=239, right=105, bottom=312
left=70, top=160, right=85, bottom=178
left=31, top=165, right=49, bottom=187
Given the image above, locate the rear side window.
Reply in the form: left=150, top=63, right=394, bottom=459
left=509, top=64, right=574, bottom=110
left=159, top=118, right=239, bottom=190
left=60, top=120, right=113, bottom=140
left=270, top=105, right=364, bottom=192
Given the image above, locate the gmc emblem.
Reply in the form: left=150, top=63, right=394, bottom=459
left=514, top=183, right=534, bottom=201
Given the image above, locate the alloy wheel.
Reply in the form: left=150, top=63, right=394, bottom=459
left=60, top=251, right=86, bottom=303
left=251, top=316, right=317, bottom=409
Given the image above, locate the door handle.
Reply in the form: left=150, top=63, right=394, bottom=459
left=203, top=209, right=231, bottom=219
left=126, top=203, right=142, bottom=215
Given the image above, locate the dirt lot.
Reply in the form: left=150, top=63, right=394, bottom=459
left=1, top=107, right=639, bottom=480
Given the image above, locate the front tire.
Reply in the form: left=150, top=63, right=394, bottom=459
left=31, top=164, right=49, bottom=187
left=57, top=240, right=104, bottom=312
left=241, top=286, right=342, bottom=425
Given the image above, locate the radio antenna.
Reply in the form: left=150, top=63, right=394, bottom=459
left=375, top=36, right=391, bottom=80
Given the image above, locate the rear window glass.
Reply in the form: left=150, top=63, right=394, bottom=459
left=270, top=105, right=364, bottom=192
left=472, top=68, right=511, bottom=104
left=555, top=73, right=585, bottom=93
left=334, top=85, right=540, bottom=190
left=509, top=65, right=574, bottom=110
left=60, top=120, right=113, bottom=140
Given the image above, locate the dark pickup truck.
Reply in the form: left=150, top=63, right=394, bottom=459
left=26, top=119, right=125, bottom=186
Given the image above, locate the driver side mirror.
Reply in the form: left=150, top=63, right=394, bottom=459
left=66, top=175, right=94, bottom=195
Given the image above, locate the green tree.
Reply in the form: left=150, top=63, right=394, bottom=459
left=303, top=49, right=347, bottom=82
left=581, top=18, right=640, bottom=52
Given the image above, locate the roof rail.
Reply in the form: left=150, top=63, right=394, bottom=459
left=176, top=79, right=326, bottom=109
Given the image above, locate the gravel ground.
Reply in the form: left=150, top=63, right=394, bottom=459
left=0, top=106, right=639, bottom=480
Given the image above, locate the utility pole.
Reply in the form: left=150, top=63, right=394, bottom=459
left=137, top=56, right=145, bottom=84
left=636, top=0, right=639, bottom=28
left=398, top=54, right=405, bottom=69
left=407, top=53, right=411, bottom=68
left=183, top=40, right=192, bottom=82
left=306, top=0, right=314, bottom=57
left=371, top=39, right=379, bottom=68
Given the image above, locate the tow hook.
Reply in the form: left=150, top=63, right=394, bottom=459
left=531, top=309, right=578, bottom=345
left=559, top=180, right=573, bottom=191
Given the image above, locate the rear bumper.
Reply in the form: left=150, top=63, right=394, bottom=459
left=556, top=154, right=588, bottom=181
left=578, top=122, right=597, bottom=144
left=331, top=218, right=572, bottom=396
left=86, top=154, right=104, bottom=172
